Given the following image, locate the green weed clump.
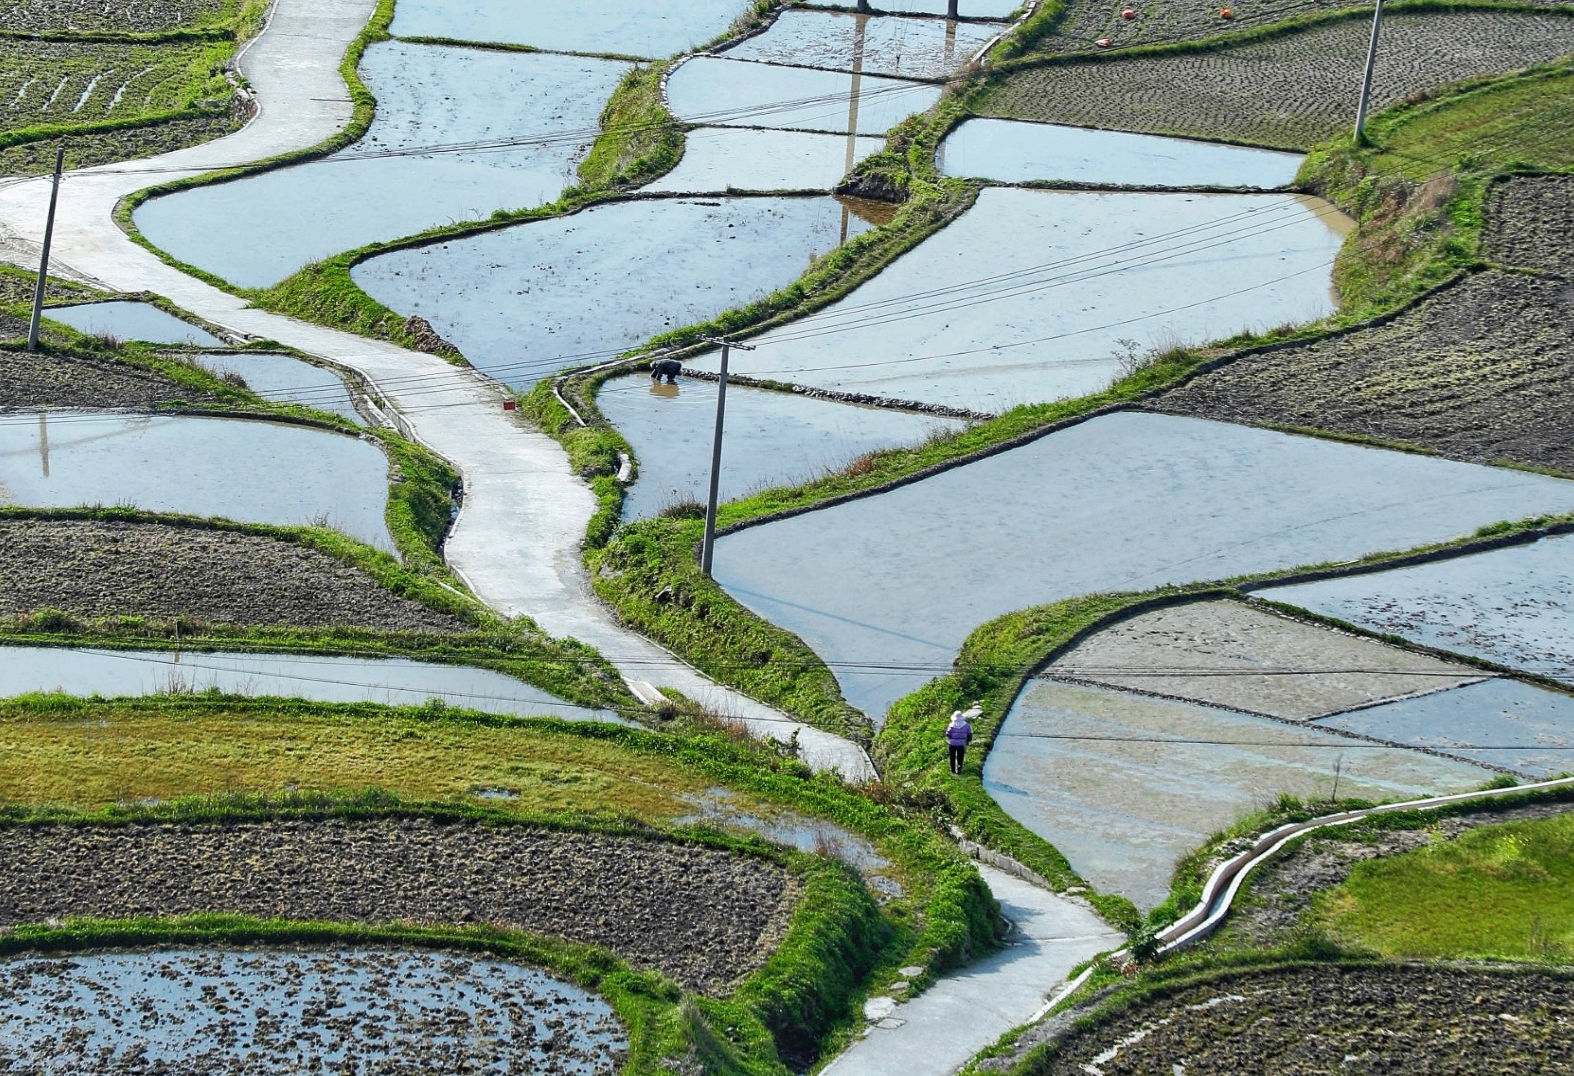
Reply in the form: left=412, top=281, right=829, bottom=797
left=576, top=63, right=684, bottom=192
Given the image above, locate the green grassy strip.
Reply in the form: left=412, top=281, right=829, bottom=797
left=578, top=62, right=685, bottom=192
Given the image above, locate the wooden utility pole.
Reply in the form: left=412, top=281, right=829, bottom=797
left=700, top=337, right=756, bottom=577
left=1353, top=0, right=1387, bottom=143
left=27, top=144, right=66, bottom=353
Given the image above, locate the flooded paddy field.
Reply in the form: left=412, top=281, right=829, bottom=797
left=938, top=118, right=1304, bottom=189
left=136, top=44, right=627, bottom=289
left=0, top=646, right=622, bottom=723
left=726, top=9, right=1002, bottom=80
left=712, top=412, right=1574, bottom=722
left=0, top=349, right=219, bottom=411
left=804, top=0, right=1021, bottom=15
left=597, top=373, right=961, bottom=519
left=980, top=12, right=1574, bottom=148
left=353, top=196, right=872, bottom=387
left=388, top=0, right=742, bottom=57
left=982, top=679, right=1487, bottom=909
left=194, top=352, right=362, bottom=424
left=44, top=301, right=223, bottom=347
left=1033, top=966, right=1574, bottom=1075
left=646, top=127, right=886, bottom=193
left=0, top=518, right=464, bottom=631
left=1158, top=271, right=1574, bottom=473
left=1314, top=677, right=1574, bottom=778
left=1485, top=174, right=1574, bottom=275
left=0, top=413, right=394, bottom=550
left=0, top=818, right=796, bottom=991
left=665, top=57, right=942, bottom=134
left=0, top=947, right=626, bottom=1075
left=687, top=188, right=1347, bottom=412
left=1258, top=534, right=1574, bottom=680
left=1050, top=599, right=1481, bottom=721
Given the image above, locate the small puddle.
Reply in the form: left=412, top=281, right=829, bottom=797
left=711, top=412, right=1574, bottom=722
left=0, top=411, right=394, bottom=551
left=44, top=301, right=223, bottom=347
left=939, top=118, right=1306, bottom=189
left=679, top=788, right=902, bottom=897
left=389, top=0, right=743, bottom=57
left=983, top=679, right=1488, bottom=909
left=597, top=374, right=963, bottom=519
left=666, top=56, right=941, bottom=135
left=192, top=352, right=363, bottom=425
left=646, top=127, right=887, bottom=194
left=687, top=187, right=1351, bottom=412
left=136, top=43, right=627, bottom=289
left=0, top=646, right=631, bottom=724
left=728, top=9, right=1003, bottom=80
left=0, top=947, right=627, bottom=1073
left=352, top=196, right=874, bottom=388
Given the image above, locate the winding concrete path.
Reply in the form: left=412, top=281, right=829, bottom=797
left=825, top=864, right=1124, bottom=1076
left=0, top=0, right=872, bottom=781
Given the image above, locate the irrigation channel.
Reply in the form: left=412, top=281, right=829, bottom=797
left=0, top=0, right=1566, bottom=1070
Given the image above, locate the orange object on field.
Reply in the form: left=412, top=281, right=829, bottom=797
left=1121, top=7, right=1136, bottom=17
left=1220, top=6, right=1235, bottom=15
left=1096, top=35, right=1113, bottom=45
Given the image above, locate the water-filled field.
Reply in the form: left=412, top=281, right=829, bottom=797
left=45, top=301, right=223, bottom=346
left=195, top=352, right=363, bottom=424
left=727, top=9, right=1003, bottom=79
left=388, top=0, right=742, bottom=57
left=0, top=412, right=394, bottom=550
left=647, top=127, right=886, bottom=193
left=353, top=196, right=872, bottom=387
left=713, top=413, right=1574, bottom=721
left=666, top=56, right=942, bottom=134
left=135, top=43, right=627, bottom=289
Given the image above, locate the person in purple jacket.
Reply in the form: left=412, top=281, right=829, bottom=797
left=945, top=710, right=974, bottom=775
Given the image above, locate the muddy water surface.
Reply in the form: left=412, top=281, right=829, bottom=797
left=136, top=44, right=627, bottom=288
left=0, top=646, right=627, bottom=723
left=0, top=947, right=626, bottom=1074
left=728, top=9, right=1002, bottom=79
left=666, top=56, right=941, bottom=134
left=687, top=188, right=1349, bottom=412
left=712, top=413, right=1574, bottom=722
left=598, top=374, right=961, bottom=518
left=647, top=127, right=886, bottom=193
left=353, top=197, right=872, bottom=387
left=195, top=352, right=363, bottom=424
left=45, top=301, right=223, bottom=347
left=940, top=118, right=1306, bottom=188
left=0, top=412, right=394, bottom=550
left=389, top=0, right=741, bottom=57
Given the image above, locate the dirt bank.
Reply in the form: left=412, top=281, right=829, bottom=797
left=0, top=519, right=467, bottom=631
left=1155, top=271, right=1574, bottom=472
left=0, top=817, right=799, bottom=993
left=983, top=12, right=1574, bottom=149
left=1485, top=174, right=1574, bottom=276
left=0, top=350, right=219, bottom=409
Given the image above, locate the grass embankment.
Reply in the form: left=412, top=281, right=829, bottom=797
left=1304, top=61, right=1574, bottom=317
left=0, top=0, right=266, bottom=174
left=0, top=696, right=998, bottom=1069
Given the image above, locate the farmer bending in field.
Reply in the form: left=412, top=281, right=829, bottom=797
left=945, top=710, right=974, bottom=775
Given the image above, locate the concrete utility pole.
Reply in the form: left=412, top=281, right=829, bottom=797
left=699, top=337, right=756, bottom=578
left=27, top=144, right=66, bottom=353
left=1353, top=0, right=1387, bottom=143
left=948, top=0, right=960, bottom=20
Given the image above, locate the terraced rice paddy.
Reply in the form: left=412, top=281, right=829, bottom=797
left=1485, top=173, right=1574, bottom=276
left=726, top=9, right=1003, bottom=80
left=193, top=352, right=362, bottom=424
left=665, top=57, right=941, bottom=134
left=1258, top=534, right=1574, bottom=680
left=0, top=348, right=219, bottom=410
left=352, top=196, right=873, bottom=386
left=597, top=373, right=962, bottom=519
left=386, top=0, right=742, bottom=57
left=983, top=679, right=1487, bottom=908
left=44, top=301, right=224, bottom=347
left=688, top=188, right=1348, bottom=411
left=646, top=127, right=886, bottom=193
left=0, top=414, right=394, bottom=550
left=134, top=44, right=628, bottom=289
left=0, top=647, right=623, bottom=721
left=0, top=947, right=628, bottom=1075
left=713, top=412, right=1574, bottom=721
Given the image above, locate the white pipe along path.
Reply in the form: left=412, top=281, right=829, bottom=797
left=0, top=0, right=873, bottom=781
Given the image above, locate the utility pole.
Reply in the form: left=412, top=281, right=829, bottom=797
left=948, top=0, right=960, bottom=20
left=1353, top=0, right=1387, bottom=144
left=27, top=143, right=66, bottom=354
left=699, top=337, right=756, bottom=578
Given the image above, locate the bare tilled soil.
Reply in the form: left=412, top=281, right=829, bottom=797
left=984, top=12, right=1574, bottom=148
left=0, top=819, right=800, bottom=993
left=1219, top=800, right=1574, bottom=949
left=1156, top=272, right=1574, bottom=472
left=0, top=112, right=243, bottom=177
left=0, top=0, right=232, bottom=33
left=0, top=349, right=217, bottom=409
left=1030, top=0, right=1367, bottom=56
left=0, top=520, right=467, bottom=631
left=1037, top=964, right=1574, bottom=1074
left=1485, top=174, right=1574, bottom=276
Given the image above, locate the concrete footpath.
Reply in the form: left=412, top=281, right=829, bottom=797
left=0, top=0, right=872, bottom=782
left=825, top=864, right=1125, bottom=1076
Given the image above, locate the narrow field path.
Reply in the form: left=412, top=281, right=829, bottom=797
left=0, top=0, right=872, bottom=781
left=826, top=864, right=1124, bottom=1076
